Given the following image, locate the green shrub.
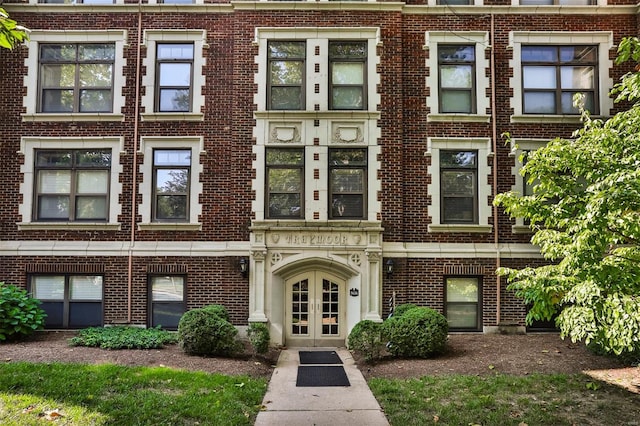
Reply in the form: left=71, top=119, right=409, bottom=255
left=392, top=303, right=419, bottom=318
left=383, top=307, right=448, bottom=358
left=201, top=304, right=230, bottom=322
left=348, top=320, right=387, bottom=363
left=247, top=322, right=270, bottom=354
left=0, top=282, right=47, bottom=342
left=69, top=326, right=178, bottom=349
left=178, top=307, right=241, bottom=356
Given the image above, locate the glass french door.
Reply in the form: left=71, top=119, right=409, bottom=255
left=286, top=272, right=345, bottom=346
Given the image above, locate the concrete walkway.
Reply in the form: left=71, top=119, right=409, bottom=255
left=254, top=348, right=390, bottom=426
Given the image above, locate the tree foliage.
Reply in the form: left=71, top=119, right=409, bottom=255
left=0, top=8, right=29, bottom=50
left=495, top=37, right=640, bottom=356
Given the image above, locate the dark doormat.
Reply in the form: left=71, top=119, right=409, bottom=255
left=299, top=351, right=343, bottom=365
left=296, top=366, right=351, bottom=387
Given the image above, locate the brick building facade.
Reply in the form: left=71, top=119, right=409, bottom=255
left=0, top=0, right=636, bottom=346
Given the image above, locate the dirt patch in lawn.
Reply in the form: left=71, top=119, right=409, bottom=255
left=2, top=331, right=639, bottom=394
left=0, top=331, right=279, bottom=379
left=358, top=333, right=640, bottom=394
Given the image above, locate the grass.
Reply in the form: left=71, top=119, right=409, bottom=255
left=369, top=373, right=640, bottom=426
left=0, top=362, right=267, bottom=425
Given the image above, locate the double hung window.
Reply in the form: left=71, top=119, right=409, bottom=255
left=31, top=275, right=103, bottom=329
left=438, top=45, right=475, bottom=114
left=522, top=45, right=598, bottom=115
left=329, top=41, right=367, bottom=110
left=266, top=148, right=304, bottom=219
left=34, top=149, right=111, bottom=221
left=445, top=277, right=481, bottom=330
left=152, top=149, right=191, bottom=221
left=329, top=149, right=367, bottom=219
left=156, top=43, right=194, bottom=112
left=39, top=43, right=114, bottom=113
left=440, top=150, right=478, bottom=224
left=268, top=41, right=306, bottom=110
left=150, top=275, right=185, bottom=329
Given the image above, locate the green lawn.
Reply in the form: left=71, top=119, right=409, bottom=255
left=0, top=362, right=267, bottom=425
left=369, top=373, right=640, bottom=426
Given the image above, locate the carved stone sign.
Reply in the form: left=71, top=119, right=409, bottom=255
left=268, top=232, right=366, bottom=247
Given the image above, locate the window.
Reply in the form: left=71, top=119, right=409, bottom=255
left=159, top=0, right=194, bottom=3
left=440, top=150, right=477, bottom=224
left=266, top=148, right=304, bottom=219
left=438, top=0, right=472, bottom=4
left=156, top=43, right=193, bottom=112
left=329, top=148, right=367, bottom=219
left=425, top=32, right=489, bottom=122
left=445, top=277, right=481, bottom=330
left=329, top=41, right=367, bottom=110
left=149, top=275, right=185, bottom=329
left=153, top=149, right=191, bottom=222
left=39, top=44, right=114, bottom=113
left=34, top=149, right=111, bottom=222
left=268, top=41, right=305, bottom=110
left=522, top=45, right=598, bottom=115
left=30, top=275, right=103, bottom=328
left=438, top=45, right=475, bottom=113
left=141, top=30, right=206, bottom=121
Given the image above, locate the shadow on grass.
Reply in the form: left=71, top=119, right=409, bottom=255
left=0, top=362, right=267, bottom=425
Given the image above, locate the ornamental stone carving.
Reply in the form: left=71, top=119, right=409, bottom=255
left=331, top=122, right=364, bottom=144
left=269, top=123, right=302, bottom=143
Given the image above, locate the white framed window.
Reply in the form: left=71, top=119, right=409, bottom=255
left=138, top=136, right=203, bottom=230
left=23, top=30, right=126, bottom=122
left=253, top=27, right=381, bottom=112
left=18, top=137, right=123, bottom=230
left=141, top=30, right=207, bottom=121
left=445, top=276, right=481, bottom=331
left=425, top=32, right=490, bottom=123
left=508, top=138, right=548, bottom=233
left=509, top=31, right=613, bottom=123
left=426, top=138, right=492, bottom=233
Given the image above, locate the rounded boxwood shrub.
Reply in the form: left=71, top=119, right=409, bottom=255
left=178, top=307, right=241, bottom=356
left=383, top=307, right=448, bottom=358
left=392, top=303, right=418, bottom=318
left=247, top=322, right=270, bottom=354
left=201, top=304, right=230, bottom=322
left=348, top=320, right=387, bottom=363
left=0, top=282, right=47, bottom=342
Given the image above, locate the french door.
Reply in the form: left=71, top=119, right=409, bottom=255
left=285, top=271, right=346, bottom=347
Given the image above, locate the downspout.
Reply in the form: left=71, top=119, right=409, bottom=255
left=490, top=13, right=501, bottom=327
left=127, top=0, right=143, bottom=323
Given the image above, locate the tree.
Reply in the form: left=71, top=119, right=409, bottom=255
left=0, top=8, right=29, bottom=50
left=495, top=37, right=640, bottom=356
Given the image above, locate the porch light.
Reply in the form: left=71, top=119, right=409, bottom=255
left=239, top=257, right=249, bottom=277
left=385, top=259, right=394, bottom=277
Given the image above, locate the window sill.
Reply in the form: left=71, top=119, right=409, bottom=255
left=427, top=113, right=491, bottom=123
left=510, top=114, right=592, bottom=124
left=512, top=225, right=533, bottom=234
left=428, top=224, right=493, bottom=233
left=138, top=223, right=202, bottom=231
left=18, top=222, right=121, bottom=231
left=140, top=112, right=205, bottom=122
left=22, top=113, right=125, bottom=122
